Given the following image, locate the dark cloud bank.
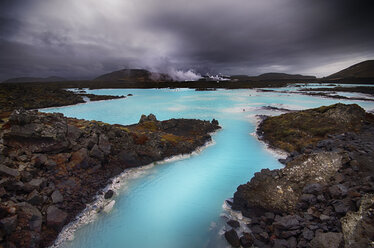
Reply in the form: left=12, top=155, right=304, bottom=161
left=0, top=0, right=374, bottom=81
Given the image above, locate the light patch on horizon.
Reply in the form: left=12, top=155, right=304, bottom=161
left=303, top=55, right=374, bottom=78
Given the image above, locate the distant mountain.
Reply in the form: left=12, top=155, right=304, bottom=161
left=230, top=73, right=316, bottom=81
left=256, top=73, right=316, bottom=80
left=326, top=60, right=374, bottom=79
left=94, top=69, right=172, bottom=82
left=2, top=76, right=66, bottom=83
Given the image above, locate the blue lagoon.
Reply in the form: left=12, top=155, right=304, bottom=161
left=43, top=88, right=374, bottom=248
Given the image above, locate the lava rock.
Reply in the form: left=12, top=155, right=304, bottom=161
left=287, top=236, right=297, bottom=248
left=302, top=228, right=314, bottom=241
left=240, top=232, right=254, bottom=248
left=19, top=203, right=42, bottom=232
left=300, top=194, right=317, bottom=204
left=224, top=229, right=240, bottom=247
left=250, top=224, right=264, bottom=234
left=279, top=229, right=300, bottom=239
left=26, top=178, right=45, bottom=190
left=329, top=184, right=348, bottom=198
left=320, top=214, right=330, bottom=221
left=89, top=144, right=104, bottom=160
left=70, top=148, right=89, bottom=169
left=33, top=154, right=48, bottom=167
left=273, top=215, right=301, bottom=230
left=27, top=190, right=43, bottom=205
left=139, top=114, right=157, bottom=123
left=264, top=212, right=275, bottom=221
left=0, top=164, right=19, bottom=177
left=98, top=134, right=111, bottom=155
left=20, top=171, right=33, bottom=183
left=51, top=190, right=64, bottom=203
left=47, top=206, right=68, bottom=230
left=104, top=190, right=114, bottom=199
left=332, top=200, right=351, bottom=214
left=0, top=215, right=18, bottom=234
left=272, top=239, right=289, bottom=248
left=302, top=183, right=323, bottom=195
left=310, top=232, right=343, bottom=248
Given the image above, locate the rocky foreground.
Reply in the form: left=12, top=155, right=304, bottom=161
left=225, top=103, right=374, bottom=248
left=0, top=109, right=220, bottom=247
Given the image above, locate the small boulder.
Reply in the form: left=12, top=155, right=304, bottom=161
left=139, top=114, right=157, bottom=123
left=273, top=215, right=301, bottom=230
left=329, top=184, right=348, bottom=198
left=240, top=232, right=254, bottom=248
left=27, top=190, right=43, bottom=205
left=0, top=164, right=19, bottom=177
left=272, top=239, right=289, bottom=248
left=300, top=194, right=317, bottom=204
left=32, top=154, right=48, bottom=167
left=287, top=236, right=297, bottom=248
left=0, top=215, right=17, bottom=234
left=98, top=135, right=111, bottom=155
left=302, top=228, right=314, bottom=241
left=47, top=206, right=68, bottom=230
left=332, top=200, right=350, bottom=214
left=90, top=144, right=104, bottom=160
left=264, top=212, right=275, bottom=221
left=227, top=220, right=240, bottom=228
left=51, top=190, right=64, bottom=203
left=19, top=203, right=42, bottom=231
left=302, top=183, right=323, bottom=195
left=67, top=124, right=82, bottom=141
left=320, top=214, right=330, bottom=221
left=70, top=148, right=89, bottom=169
left=279, top=229, right=300, bottom=239
left=250, top=224, right=264, bottom=234
left=224, top=229, right=240, bottom=247
left=26, top=178, right=45, bottom=190
left=310, top=232, right=343, bottom=248
left=20, top=171, right=33, bottom=183
left=104, top=190, right=114, bottom=199
left=5, top=180, right=24, bottom=192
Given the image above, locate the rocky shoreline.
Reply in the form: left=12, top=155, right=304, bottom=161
left=0, top=84, right=125, bottom=119
left=257, top=88, right=374, bottom=102
left=0, top=109, right=220, bottom=247
left=224, top=103, right=374, bottom=247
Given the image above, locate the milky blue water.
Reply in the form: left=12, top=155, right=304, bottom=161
left=42, top=87, right=374, bottom=248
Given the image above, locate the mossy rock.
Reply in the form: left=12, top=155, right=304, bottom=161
left=259, top=103, right=367, bottom=152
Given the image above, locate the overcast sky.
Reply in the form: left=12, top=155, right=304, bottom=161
left=0, top=0, right=373, bottom=81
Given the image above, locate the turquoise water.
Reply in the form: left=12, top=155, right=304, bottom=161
left=43, top=88, right=374, bottom=248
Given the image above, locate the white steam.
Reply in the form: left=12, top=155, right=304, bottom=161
left=167, top=68, right=202, bottom=81
left=206, top=73, right=230, bottom=81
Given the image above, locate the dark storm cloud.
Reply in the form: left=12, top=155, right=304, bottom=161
left=0, top=0, right=373, bottom=81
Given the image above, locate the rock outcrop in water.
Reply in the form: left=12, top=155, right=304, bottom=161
left=0, top=109, right=220, bottom=247
left=226, top=103, right=374, bottom=247
left=0, top=84, right=126, bottom=118
left=257, top=103, right=367, bottom=153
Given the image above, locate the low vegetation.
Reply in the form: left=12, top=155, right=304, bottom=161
left=258, top=103, right=372, bottom=152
